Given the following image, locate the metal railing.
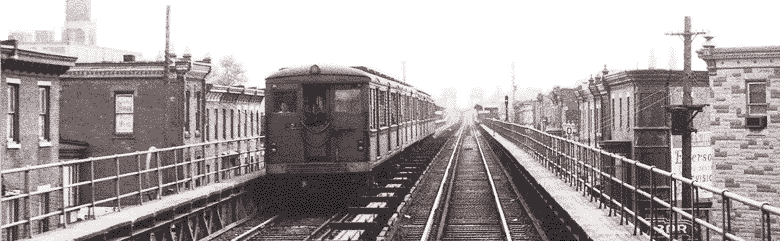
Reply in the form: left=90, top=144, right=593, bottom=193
left=482, top=118, right=780, bottom=241
left=1, top=135, right=264, bottom=240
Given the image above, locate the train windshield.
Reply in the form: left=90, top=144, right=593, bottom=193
left=274, top=91, right=297, bottom=113
left=335, top=88, right=361, bottom=114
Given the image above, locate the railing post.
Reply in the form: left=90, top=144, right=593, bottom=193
left=670, top=174, right=677, bottom=240
left=115, top=157, right=121, bottom=211
left=632, top=161, right=639, bottom=235
left=619, top=158, right=626, bottom=225
left=25, top=166, right=31, bottom=239
left=173, top=149, right=180, bottom=194
left=190, top=146, right=196, bottom=189
left=156, top=152, right=162, bottom=199
left=650, top=166, right=656, bottom=238
left=90, top=160, right=96, bottom=219
left=60, top=161, right=67, bottom=228
left=137, top=153, right=143, bottom=204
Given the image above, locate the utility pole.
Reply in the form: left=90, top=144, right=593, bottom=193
left=511, top=62, right=516, bottom=123
left=665, top=16, right=707, bottom=210
left=164, top=5, right=172, bottom=150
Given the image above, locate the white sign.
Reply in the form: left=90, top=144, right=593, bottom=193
left=671, top=132, right=713, bottom=199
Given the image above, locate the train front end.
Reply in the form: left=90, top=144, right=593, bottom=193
left=264, top=65, right=371, bottom=208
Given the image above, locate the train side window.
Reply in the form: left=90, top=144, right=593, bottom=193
left=379, top=91, right=387, bottom=127
left=391, top=93, right=397, bottom=125
left=369, top=89, right=375, bottom=129
left=274, top=91, right=297, bottom=113
left=335, top=88, right=361, bottom=114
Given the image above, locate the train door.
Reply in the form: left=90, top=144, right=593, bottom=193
left=300, top=84, right=365, bottom=163
left=302, top=84, right=330, bottom=162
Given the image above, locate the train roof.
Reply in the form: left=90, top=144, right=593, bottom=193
left=266, top=64, right=432, bottom=98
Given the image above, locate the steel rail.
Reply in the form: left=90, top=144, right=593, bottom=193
left=471, top=125, right=514, bottom=241
left=229, top=215, right=279, bottom=241
left=419, top=117, right=467, bottom=241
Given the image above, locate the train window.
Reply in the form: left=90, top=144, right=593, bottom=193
left=391, top=93, right=397, bottom=125
left=274, top=91, right=297, bottom=113
left=379, top=91, right=387, bottom=127
left=369, top=89, right=374, bottom=129
left=335, top=89, right=361, bottom=114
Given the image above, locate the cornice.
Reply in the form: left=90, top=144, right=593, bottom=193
left=62, top=64, right=166, bottom=79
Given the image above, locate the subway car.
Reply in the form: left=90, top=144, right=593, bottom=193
left=264, top=64, right=439, bottom=196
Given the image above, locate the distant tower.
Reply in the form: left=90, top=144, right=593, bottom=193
left=63, top=0, right=97, bottom=45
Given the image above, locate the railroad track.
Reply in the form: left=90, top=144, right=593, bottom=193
left=401, top=120, right=546, bottom=241
left=215, top=120, right=462, bottom=241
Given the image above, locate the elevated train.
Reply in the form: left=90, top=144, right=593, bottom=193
left=264, top=64, right=444, bottom=202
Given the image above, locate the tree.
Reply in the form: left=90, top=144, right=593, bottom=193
left=474, top=104, right=483, bottom=111
left=206, top=55, right=249, bottom=86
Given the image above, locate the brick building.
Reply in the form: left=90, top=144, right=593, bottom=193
left=59, top=53, right=211, bottom=207
left=1, top=40, right=78, bottom=238
left=577, top=66, right=711, bottom=221
left=699, top=43, right=780, bottom=239
left=203, top=84, right=265, bottom=185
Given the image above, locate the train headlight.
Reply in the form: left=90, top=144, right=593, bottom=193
left=357, top=140, right=364, bottom=145
left=358, top=146, right=364, bottom=151
left=269, top=148, right=277, bottom=153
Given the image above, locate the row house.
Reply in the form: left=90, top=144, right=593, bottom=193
left=534, top=86, right=580, bottom=138
left=578, top=66, right=711, bottom=220
left=59, top=53, right=211, bottom=210
left=1, top=40, right=78, bottom=238
left=699, top=42, right=780, bottom=238
left=203, top=84, right=265, bottom=185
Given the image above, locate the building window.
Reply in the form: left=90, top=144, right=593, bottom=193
left=185, top=91, right=190, bottom=132
left=626, top=97, right=630, bottom=130
left=115, top=92, right=134, bottom=134
left=244, top=111, right=248, bottom=137
left=39, top=85, right=51, bottom=142
left=619, top=98, right=623, bottom=130
left=748, top=82, right=768, bottom=114
left=612, top=98, right=615, bottom=130
left=195, top=92, right=201, bottom=133
left=223, top=109, right=227, bottom=139
left=7, top=82, right=20, bottom=145
left=231, top=110, right=235, bottom=139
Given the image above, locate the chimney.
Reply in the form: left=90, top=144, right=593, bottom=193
left=182, top=53, right=191, bottom=61
left=123, top=54, right=135, bottom=62
left=201, top=57, right=211, bottom=64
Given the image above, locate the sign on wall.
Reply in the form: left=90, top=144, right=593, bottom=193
left=671, top=132, right=713, bottom=199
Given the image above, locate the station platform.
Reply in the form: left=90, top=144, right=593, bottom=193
left=481, top=124, right=647, bottom=241
left=30, top=171, right=264, bottom=241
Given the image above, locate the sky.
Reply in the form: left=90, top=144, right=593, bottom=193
left=4, top=0, right=780, bottom=109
